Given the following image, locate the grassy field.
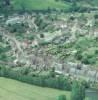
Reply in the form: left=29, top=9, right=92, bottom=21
left=12, top=0, right=71, bottom=11
left=11, top=0, right=98, bottom=11
left=0, top=77, right=70, bottom=100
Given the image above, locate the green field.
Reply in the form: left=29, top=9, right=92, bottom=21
left=0, top=77, right=70, bottom=100
left=11, top=0, right=98, bottom=11
left=12, top=0, right=70, bottom=11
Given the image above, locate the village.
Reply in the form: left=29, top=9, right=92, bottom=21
left=0, top=11, right=98, bottom=85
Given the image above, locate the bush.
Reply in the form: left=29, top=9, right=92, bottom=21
left=94, top=14, right=98, bottom=19
left=7, top=22, right=29, bottom=33
left=57, top=95, right=66, bottom=100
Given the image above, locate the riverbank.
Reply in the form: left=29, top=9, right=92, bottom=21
left=86, top=88, right=98, bottom=100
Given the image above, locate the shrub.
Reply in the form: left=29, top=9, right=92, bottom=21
left=57, top=95, right=66, bottom=100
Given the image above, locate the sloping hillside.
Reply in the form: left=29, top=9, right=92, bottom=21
left=11, top=0, right=98, bottom=10
left=12, top=0, right=70, bottom=11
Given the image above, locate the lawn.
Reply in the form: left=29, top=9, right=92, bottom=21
left=0, top=77, right=70, bottom=100
left=12, top=0, right=71, bottom=11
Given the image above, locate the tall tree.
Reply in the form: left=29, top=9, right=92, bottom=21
left=5, top=0, right=10, bottom=5
left=0, top=0, right=10, bottom=6
left=0, top=0, right=11, bottom=15
left=71, top=81, right=85, bottom=100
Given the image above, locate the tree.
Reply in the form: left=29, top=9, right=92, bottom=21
left=4, top=0, right=10, bottom=5
left=57, top=95, right=66, bottom=100
left=49, top=67, right=56, bottom=78
left=71, top=81, right=85, bottom=100
left=0, top=0, right=10, bottom=7
left=0, top=0, right=11, bottom=15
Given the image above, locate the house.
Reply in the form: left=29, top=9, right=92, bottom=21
left=53, top=20, right=67, bottom=29
left=6, top=17, right=23, bottom=25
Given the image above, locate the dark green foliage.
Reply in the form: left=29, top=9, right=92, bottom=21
left=71, top=81, right=85, bottom=100
left=0, top=0, right=12, bottom=15
left=81, top=80, right=90, bottom=89
left=0, top=66, right=71, bottom=91
left=75, top=50, right=83, bottom=60
left=0, top=42, right=11, bottom=61
left=94, top=14, right=98, bottom=19
left=40, top=34, right=45, bottom=38
left=57, top=95, right=66, bottom=100
left=7, top=22, right=29, bottom=33
left=72, top=37, right=98, bottom=66
left=49, top=67, right=56, bottom=78
left=95, top=49, right=98, bottom=54
left=34, top=15, right=48, bottom=30
left=81, top=55, right=96, bottom=65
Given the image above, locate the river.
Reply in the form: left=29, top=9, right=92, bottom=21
left=86, top=89, right=98, bottom=100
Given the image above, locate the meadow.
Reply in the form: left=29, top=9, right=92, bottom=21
left=0, top=77, right=70, bottom=100
left=12, top=0, right=71, bottom=11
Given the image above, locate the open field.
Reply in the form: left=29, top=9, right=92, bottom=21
left=12, top=0, right=70, bottom=11
left=11, top=0, right=98, bottom=11
left=0, top=77, right=70, bottom=100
